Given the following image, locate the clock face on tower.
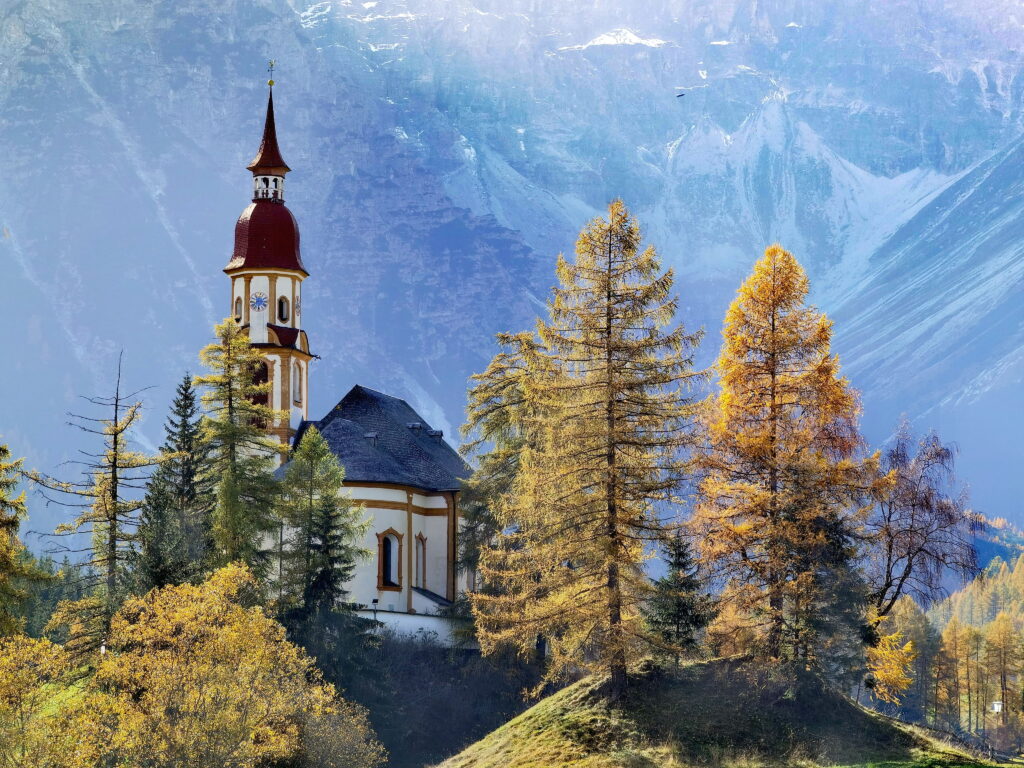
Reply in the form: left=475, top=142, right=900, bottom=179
left=249, top=292, right=268, bottom=312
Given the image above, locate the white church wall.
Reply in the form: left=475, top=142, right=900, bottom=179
left=348, top=503, right=408, bottom=610
left=420, top=515, right=449, bottom=595
left=354, top=609, right=468, bottom=647
left=349, top=486, right=406, bottom=504
left=411, top=492, right=447, bottom=510
left=341, top=490, right=457, bottom=611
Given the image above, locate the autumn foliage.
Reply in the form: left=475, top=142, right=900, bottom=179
left=690, top=244, right=875, bottom=660
left=1, top=566, right=385, bottom=768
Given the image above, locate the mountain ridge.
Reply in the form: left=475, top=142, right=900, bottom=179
left=2, top=0, right=1022, bottom=535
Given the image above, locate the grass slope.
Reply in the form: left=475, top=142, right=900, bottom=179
left=436, top=659, right=996, bottom=768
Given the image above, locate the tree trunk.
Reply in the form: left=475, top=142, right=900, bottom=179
left=605, top=232, right=626, bottom=701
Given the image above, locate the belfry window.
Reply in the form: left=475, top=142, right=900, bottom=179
left=234, top=297, right=242, bottom=322
left=278, top=296, right=290, bottom=323
left=377, top=530, right=402, bottom=590
left=292, top=362, right=302, bottom=404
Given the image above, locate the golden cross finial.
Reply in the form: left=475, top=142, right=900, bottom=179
left=267, top=59, right=276, bottom=87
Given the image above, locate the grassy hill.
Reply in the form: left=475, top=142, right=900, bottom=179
left=436, top=658, right=998, bottom=768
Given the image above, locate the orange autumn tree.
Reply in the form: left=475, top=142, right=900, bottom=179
left=692, top=245, right=875, bottom=661
left=867, top=625, right=916, bottom=706
left=469, top=201, right=704, bottom=698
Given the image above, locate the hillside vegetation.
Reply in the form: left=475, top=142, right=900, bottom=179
left=437, top=659, right=994, bottom=768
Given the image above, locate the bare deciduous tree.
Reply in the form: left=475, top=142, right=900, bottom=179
left=865, top=419, right=980, bottom=621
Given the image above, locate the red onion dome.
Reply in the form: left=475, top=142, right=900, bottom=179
left=225, top=200, right=307, bottom=275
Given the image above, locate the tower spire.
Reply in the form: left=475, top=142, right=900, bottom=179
left=247, top=72, right=290, bottom=178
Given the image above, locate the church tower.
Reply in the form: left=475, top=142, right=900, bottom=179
left=225, top=84, right=312, bottom=451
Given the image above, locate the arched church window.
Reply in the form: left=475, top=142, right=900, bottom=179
left=234, top=297, right=242, bottom=322
left=292, top=362, right=302, bottom=404
left=377, top=530, right=402, bottom=590
left=415, top=534, right=427, bottom=589
left=278, top=296, right=290, bottom=323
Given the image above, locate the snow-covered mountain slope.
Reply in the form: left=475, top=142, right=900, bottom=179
left=2, top=0, right=1022, bottom=535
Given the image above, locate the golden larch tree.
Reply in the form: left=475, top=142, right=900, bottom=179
left=195, top=318, right=285, bottom=578
left=866, top=626, right=916, bottom=706
left=983, top=611, right=1019, bottom=728
left=27, top=358, right=161, bottom=658
left=469, top=200, right=704, bottom=697
left=691, top=244, right=874, bottom=661
left=0, top=442, right=34, bottom=636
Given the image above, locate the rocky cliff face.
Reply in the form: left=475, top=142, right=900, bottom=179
left=2, top=0, right=1022, bottom=532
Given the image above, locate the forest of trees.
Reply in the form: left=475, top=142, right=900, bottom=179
left=872, top=555, right=1024, bottom=752
left=0, top=199, right=1005, bottom=765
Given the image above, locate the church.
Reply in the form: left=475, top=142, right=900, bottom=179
left=224, top=83, right=471, bottom=642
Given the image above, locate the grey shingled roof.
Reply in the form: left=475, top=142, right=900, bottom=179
left=292, top=385, right=470, bottom=492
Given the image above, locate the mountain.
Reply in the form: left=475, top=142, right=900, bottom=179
left=2, top=0, right=1023, bottom=538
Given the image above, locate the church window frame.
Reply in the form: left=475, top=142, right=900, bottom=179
left=234, top=296, right=243, bottom=322
left=377, top=529, right=402, bottom=592
left=278, top=296, right=290, bottom=323
left=292, top=362, right=302, bottom=404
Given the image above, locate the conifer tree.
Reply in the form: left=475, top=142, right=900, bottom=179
left=28, top=357, right=161, bottom=657
left=984, top=611, right=1018, bottom=728
left=460, top=333, right=544, bottom=587
left=642, top=532, right=714, bottom=663
left=195, top=319, right=283, bottom=579
left=0, top=442, right=34, bottom=636
left=691, top=245, right=875, bottom=662
left=275, top=427, right=366, bottom=619
left=888, top=595, right=940, bottom=722
left=470, top=200, right=705, bottom=698
left=866, top=625, right=916, bottom=707
left=276, top=429, right=372, bottom=678
left=131, top=374, right=214, bottom=592
left=938, top=617, right=967, bottom=728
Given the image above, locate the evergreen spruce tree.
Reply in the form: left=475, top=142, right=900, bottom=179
left=131, top=374, right=214, bottom=592
left=469, top=200, right=705, bottom=698
left=195, top=319, right=283, bottom=579
left=275, top=427, right=371, bottom=680
left=0, top=441, right=35, bottom=636
left=275, top=427, right=366, bottom=617
left=691, top=245, right=875, bottom=662
left=643, top=532, right=714, bottom=663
